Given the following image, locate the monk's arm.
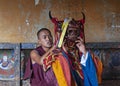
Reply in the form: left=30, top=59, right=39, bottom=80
left=30, top=46, right=55, bottom=65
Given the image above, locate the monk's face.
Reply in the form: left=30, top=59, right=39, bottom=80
left=38, top=30, right=53, bottom=49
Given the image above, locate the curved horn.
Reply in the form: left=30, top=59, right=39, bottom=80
left=81, top=12, right=85, bottom=20
left=49, top=11, right=53, bottom=20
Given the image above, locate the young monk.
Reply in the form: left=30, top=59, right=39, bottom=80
left=24, top=28, right=58, bottom=86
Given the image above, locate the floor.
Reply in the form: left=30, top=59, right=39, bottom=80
left=22, top=79, right=120, bottom=86
left=99, top=80, right=120, bottom=86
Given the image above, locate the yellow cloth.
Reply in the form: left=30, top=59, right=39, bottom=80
left=52, top=59, right=67, bottom=86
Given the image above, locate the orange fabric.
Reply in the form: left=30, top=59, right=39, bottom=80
left=91, top=53, right=103, bottom=84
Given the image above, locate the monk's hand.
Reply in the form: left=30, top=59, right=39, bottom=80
left=51, top=45, right=61, bottom=54
left=75, top=37, right=87, bottom=55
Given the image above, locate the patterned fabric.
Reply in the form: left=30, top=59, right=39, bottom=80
left=43, top=54, right=55, bottom=71
left=66, top=47, right=84, bottom=80
left=62, top=50, right=84, bottom=86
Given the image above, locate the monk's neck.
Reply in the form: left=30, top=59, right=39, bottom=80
left=41, top=46, right=50, bottom=52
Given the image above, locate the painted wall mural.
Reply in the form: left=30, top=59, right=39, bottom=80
left=0, top=43, right=20, bottom=86
left=0, top=50, right=15, bottom=80
left=92, top=49, right=120, bottom=79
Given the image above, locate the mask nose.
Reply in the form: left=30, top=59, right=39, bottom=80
left=68, top=30, right=77, bottom=35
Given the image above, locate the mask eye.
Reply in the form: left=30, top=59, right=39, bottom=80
left=68, top=30, right=73, bottom=34
left=67, top=30, right=77, bottom=35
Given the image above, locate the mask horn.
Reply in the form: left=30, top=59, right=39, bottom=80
left=80, top=12, right=85, bottom=24
left=49, top=11, right=53, bottom=20
left=81, top=12, right=85, bottom=20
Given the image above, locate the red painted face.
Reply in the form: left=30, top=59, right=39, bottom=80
left=38, top=30, right=53, bottom=49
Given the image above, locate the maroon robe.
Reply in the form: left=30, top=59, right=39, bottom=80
left=24, top=46, right=58, bottom=86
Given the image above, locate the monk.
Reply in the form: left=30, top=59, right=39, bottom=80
left=24, top=28, right=58, bottom=86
